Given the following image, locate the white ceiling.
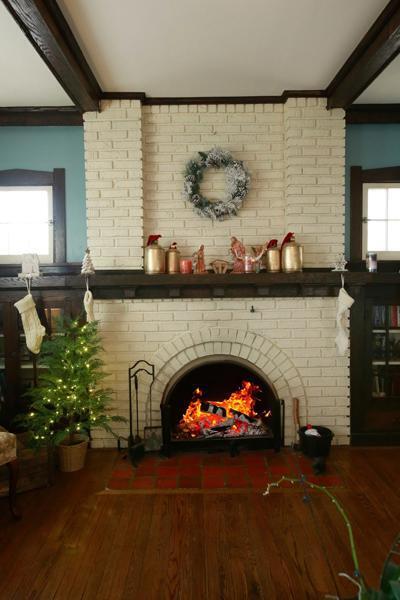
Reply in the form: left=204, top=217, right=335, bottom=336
left=0, top=0, right=394, bottom=106
left=58, top=0, right=388, bottom=97
left=0, top=3, right=73, bottom=107
left=356, top=53, right=400, bottom=103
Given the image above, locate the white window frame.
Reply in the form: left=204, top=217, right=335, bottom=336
left=362, top=182, right=400, bottom=260
left=0, top=186, right=54, bottom=264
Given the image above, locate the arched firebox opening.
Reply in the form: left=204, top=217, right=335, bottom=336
left=161, top=356, right=283, bottom=455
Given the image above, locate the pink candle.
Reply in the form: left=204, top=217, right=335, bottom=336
left=180, top=258, right=193, bottom=274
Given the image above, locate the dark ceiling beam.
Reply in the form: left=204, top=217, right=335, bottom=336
left=2, top=0, right=101, bottom=112
left=327, top=0, right=400, bottom=109
left=0, top=106, right=83, bottom=126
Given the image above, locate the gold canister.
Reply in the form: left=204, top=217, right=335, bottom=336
left=144, top=239, right=165, bottom=274
left=166, top=243, right=181, bottom=274
left=281, top=240, right=303, bottom=273
left=266, top=247, right=281, bottom=272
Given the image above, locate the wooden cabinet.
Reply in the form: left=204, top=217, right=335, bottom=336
left=351, top=286, right=400, bottom=444
left=0, top=292, right=81, bottom=429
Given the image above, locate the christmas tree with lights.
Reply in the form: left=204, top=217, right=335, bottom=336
left=17, top=317, right=125, bottom=448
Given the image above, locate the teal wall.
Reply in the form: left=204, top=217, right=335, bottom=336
left=346, top=123, right=400, bottom=256
left=0, top=126, right=86, bottom=262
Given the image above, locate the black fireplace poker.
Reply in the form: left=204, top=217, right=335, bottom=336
left=126, top=360, right=155, bottom=465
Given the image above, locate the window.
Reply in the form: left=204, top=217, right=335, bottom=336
left=0, top=169, right=66, bottom=265
left=0, top=187, right=53, bottom=263
left=350, top=165, right=400, bottom=262
left=363, top=184, right=400, bottom=258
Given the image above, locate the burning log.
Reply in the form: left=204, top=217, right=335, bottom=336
left=231, top=408, right=258, bottom=424
left=200, top=402, right=227, bottom=418
left=210, top=418, right=234, bottom=432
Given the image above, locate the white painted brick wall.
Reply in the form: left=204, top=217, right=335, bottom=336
left=84, top=98, right=344, bottom=268
left=142, top=99, right=344, bottom=267
left=83, top=100, right=143, bottom=269
left=92, top=297, right=350, bottom=448
left=284, top=98, right=345, bottom=266
left=143, top=103, right=285, bottom=265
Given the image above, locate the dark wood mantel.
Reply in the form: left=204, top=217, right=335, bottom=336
left=0, top=270, right=399, bottom=300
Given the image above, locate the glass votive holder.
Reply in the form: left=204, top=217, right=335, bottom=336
left=180, top=258, right=193, bottom=274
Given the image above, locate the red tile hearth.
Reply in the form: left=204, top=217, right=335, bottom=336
left=106, top=449, right=344, bottom=492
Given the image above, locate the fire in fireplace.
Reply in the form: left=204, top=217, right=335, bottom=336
left=177, top=380, right=271, bottom=439
left=161, top=358, right=283, bottom=455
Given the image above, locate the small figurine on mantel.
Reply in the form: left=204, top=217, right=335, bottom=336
left=230, top=236, right=246, bottom=273
left=210, top=259, right=229, bottom=274
left=193, top=244, right=207, bottom=274
left=230, top=236, right=268, bottom=273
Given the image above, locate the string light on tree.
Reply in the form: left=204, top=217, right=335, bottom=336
left=15, top=317, right=125, bottom=448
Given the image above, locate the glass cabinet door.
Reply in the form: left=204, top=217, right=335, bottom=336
left=367, top=304, right=400, bottom=433
left=0, top=296, right=76, bottom=428
left=16, top=304, right=66, bottom=416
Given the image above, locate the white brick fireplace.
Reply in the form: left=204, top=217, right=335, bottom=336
left=83, top=98, right=348, bottom=447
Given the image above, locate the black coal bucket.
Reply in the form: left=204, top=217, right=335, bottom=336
left=299, top=426, right=334, bottom=458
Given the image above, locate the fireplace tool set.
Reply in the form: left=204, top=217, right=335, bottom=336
left=117, top=360, right=158, bottom=465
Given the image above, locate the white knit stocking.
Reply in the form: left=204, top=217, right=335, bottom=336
left=14, top=294, right=46, bottom=354
left=84, top=290, right=95, bottom=322
left=335, top=288, right=354, bottom=356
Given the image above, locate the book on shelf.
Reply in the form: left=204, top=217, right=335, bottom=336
left=373, top=305, right=386, bottom=328
left=372, top=333, right=386, bottom=360
left=388, top=305, right=400, bottom=328
left=391, top=305, right=398, bottom=328
left=373, top=372, right=386, bottom=397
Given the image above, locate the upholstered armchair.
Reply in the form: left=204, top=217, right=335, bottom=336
left=0, top=426, right=20, bottom=518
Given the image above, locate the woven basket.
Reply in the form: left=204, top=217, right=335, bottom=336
left=57, top=439, right=88, bottom=472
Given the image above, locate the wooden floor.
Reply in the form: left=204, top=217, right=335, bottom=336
left=0, top=447, right=399, bottom=600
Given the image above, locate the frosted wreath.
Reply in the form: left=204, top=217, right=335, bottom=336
left=183, top=147, right=250, bottom=221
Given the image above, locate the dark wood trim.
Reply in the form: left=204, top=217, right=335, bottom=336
left=0, top=265, right=330, bottom=277
left=0, top=169, right=53, bottom=186
left=2, top=0, right=101, bottom=112
left=0, top=107, right=83, bottom=126
left=0, top=91, right=327, bottom=111
left=347, top=260, right=400, bottom=272
left=361, top=165, right=400, bottom=182
left=6, top=460, right=21, bottom=519
left=144, top=96, right=283, bottom=105
left=281, top=90, right=326, bottom=101
left=100, top=92, right=147, bottom=101
left=2, top=302, right=19, bottom=428
left=350, top=285, right=366, bottom=441
left=142, top=90, right=325, bottom=106
left=350, top=166, right=363, bottom=261
left=0, top=271, right=397, bottom=300
left=346, top=103, right=400, bottom=124
left=0, top=264, right=81, bottom=277
left=0, top=168, right=66, bottom=264
left=52, top=168, right=66, bottom=263
left=350, top=164, right=400, bottom=261
left=327, top=0, right=400, bottom=109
